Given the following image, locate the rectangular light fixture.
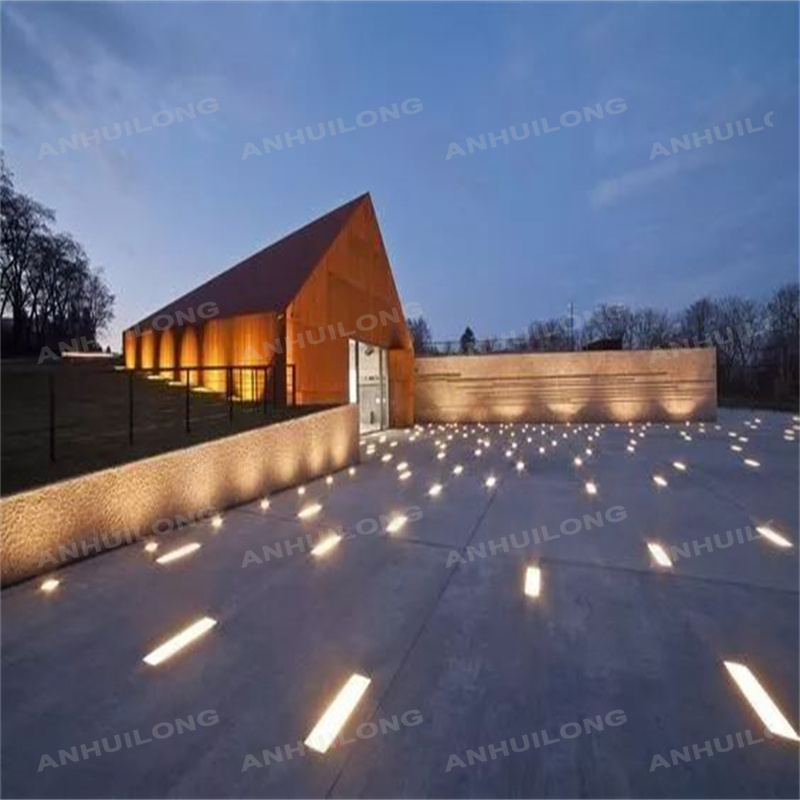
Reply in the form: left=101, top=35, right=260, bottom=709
left=399, top=471, right=412, bottom=481
left=453, top=464, right=464, bottom=475
left=156, top=542, right=201, bottom=564
left=428, top=483, right=442, bottom=496
left=585, top=481, right=597, bottom=495
left=311, top=534, right=342, bottom=557
left=524, top=566, right=541, bottom=598
left=40, top=578, right=60, bottom=593
left=743, top=458, right=760, bottom=468
left=723, top=661, right=799, bottom=741
left=297, top=503, right=322, bottom=519
left=756, top=525, right=793, bottom=549
left=305, top=673, right=371, bottom=754
left=386, top=515, right=407, bottom=534
left=672, top=461, right=687, bottom=471
left=485, top=476, right=497, bottom=488
left=143, top=617, right=217, bottom=666
left=652, top=475, right=668, bottom=487
left=647, top=542, right=672, bottom=568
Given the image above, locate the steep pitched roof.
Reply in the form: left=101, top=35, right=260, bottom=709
left=131, top=193, right=370, bottom=329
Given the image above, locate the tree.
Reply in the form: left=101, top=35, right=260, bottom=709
left=407, top=316, right=432, bottom=355
left=679, top=298, right=716, bottom=347
left=582, top=303, right=633, bottom=346
left=628, top=308, right=675, bottom=350
left=459, top=326, right=476, bottom=355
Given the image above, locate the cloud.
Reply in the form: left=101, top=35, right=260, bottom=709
left=588, top=158, right=682, bottom=209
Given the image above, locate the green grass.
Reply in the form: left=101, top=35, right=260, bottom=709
left=1, top=360, right=329, bottom=496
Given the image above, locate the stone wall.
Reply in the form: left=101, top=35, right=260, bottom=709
left=1, top=405, right=359, bottom=586
left=414, top=349, right=716, bottom=423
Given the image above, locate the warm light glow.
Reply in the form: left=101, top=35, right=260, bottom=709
left=298, top=486, right=306, bottom=495
left=326, top=476, right=334, bottom=485
left=145, top=542, right=159, bottom=553
left=156, top=543, right=202, bottom=564
left=573, top=457, right=583, bottom=467
left=585, top=481, right=597, bottom=495
left=647, top=542, right=672, bottom=568
left=731, top=445, right=743, bottom=452
left=524, top=565, right=541, bottom=598
left=516, top=461, right=525, bottom=471
left=381, top=454, right=393, bottom=463
left=311, top=534, right=342, bottom=557
left=485, top=476, right=497, bottom=488
left=652, top=475, right=668, bottom=488
left=437, top=452, right=446, bottom=460
left=260, top=498, right=270, bottom=510
left=744, top=458, right=760, bottom=468
left=756, top=525, right=793, bottom=549
left=626, top=445, right=635, bottom=453
left=40, top=578, right=60, bottom=593
left=211, top=515, right=223, bottom=529
left=453, top=464, right=464, bottom=475
left=348, top=467, right=356, bottom=476
left=474, top=449, right=482, bottom=457
left=539, top=446, right=545, bottom=455
left=724, top=662, right=800, bottom=741
left=672, top=461, right=687, bottom=471
left=399, top=471, right=412, bottom=481
left=304, top=674, right=371, bottom=754
left=386, top=515, right=407, bottom=534
left=396, top=462, right=408, bottom=471
left=143, top=617, right=217, bottom=666
left=428, top=483, right=443, bottom=497
left=298, top=504, right=322, bottom=519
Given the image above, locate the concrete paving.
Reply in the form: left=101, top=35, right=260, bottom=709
left=2, top=408, right=798, bottom=798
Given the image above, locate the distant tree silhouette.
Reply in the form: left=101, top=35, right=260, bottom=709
left=460, top=326, right=476, bottom=354
left=407, top=316, right=432, bottom=354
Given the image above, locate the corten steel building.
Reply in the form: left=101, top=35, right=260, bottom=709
left=123, top=194, right=414, bottom=433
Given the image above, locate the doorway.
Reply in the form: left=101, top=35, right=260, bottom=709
left=348, top=339, right=388, bottom=434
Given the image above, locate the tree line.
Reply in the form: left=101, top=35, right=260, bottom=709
left=1, top=156, right=115, bottom=358
left=407, top=287, right=800, bottom=407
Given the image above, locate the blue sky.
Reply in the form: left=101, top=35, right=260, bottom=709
left=2, top=1, right=797, bottom=348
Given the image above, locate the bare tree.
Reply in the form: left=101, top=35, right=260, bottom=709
left=406, top=316, right=432, bottom=355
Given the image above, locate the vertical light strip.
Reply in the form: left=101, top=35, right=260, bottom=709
left=723, top=661, right=799, bottom=741
left=524, top=566, right=541, bottom=598
left=647, top=543, right=672, bottom=568
left=305, top=674, right=371, bottom=753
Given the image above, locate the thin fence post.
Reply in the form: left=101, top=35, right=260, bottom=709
left=128, top=369, right=134, bottom=445
left=291, top=365, right=296, bottom=406
left=185, top=370, right=191, bottom=434
left=263, top=366, right=268, bottom=415
left=228, top=366, right=233, bottom=424
left=49, top=372, right=56, bottom=462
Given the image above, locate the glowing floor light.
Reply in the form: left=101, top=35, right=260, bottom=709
left=756, top=525, right=793, bottom=549
left=437, top=452, right=446, bottom=460
left=298, top=486, right=306, bottom=496
left=297, top=503, right=322, bottom=519
left=585, top=481, right=597, bottom=496
left=730, top=445, right=743, bottom=452
left=143, top=617, right=217, bottom=666
left=311, top=534, right=342, bottom=557
left=474, top=449, right=482, bottom=457
left=144, top=542, right=159, bottom=553
left=428, top=483, right=443, bottom=497
left=539, top=447, right=546, bottom=455
left=652, top=475, right=668, bottom=488
left=485, top=476, right=497, bottom=489
left=211, top=515, right=223, bottom=529
left=156, top=543, right=201, bottom=564
left=326, top=476, right=334, bottom=486
left=453, top=464, right=464, bottom=475
left=524, top=565, right=541, bottom=598
left=381, top=454, right=393, bottom=463
left=743, top=458, right=761, bottom=468
left=516, top=461, right=525, bottom=472
left=626, top=446, right=635, bottom=453
left=672, top=461, right=687, bottom=471
left=574, top=457, right=583, bottom=467
left=348, top=467, right=356, bottom=476
left=305, top=674, right=371, bottom=754
left=399, top=471, right=412, bottom=481
left=40, top=578, right=60, bottom=593
left=386, top=515, right=407, bottom=534
left=396, top=462, right=408, bottom=471
left=260, top=498, right=270, bottom=510
left=647, top=543, right=672, bottom=568
left=723, top=662, right=800, bottom=741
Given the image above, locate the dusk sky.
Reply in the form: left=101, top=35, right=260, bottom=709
left=2, top=1, right=797, bottom=349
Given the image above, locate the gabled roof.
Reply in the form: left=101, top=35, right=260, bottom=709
left=131, top=193, right=370, bottom=330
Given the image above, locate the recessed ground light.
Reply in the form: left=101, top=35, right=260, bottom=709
left=723, top=662, right=800, bottom=741
left=652, top=475, right=668, bottom=488
left=516, top=461, right=525, bottom=471
left=574, top=457, right=583, bottom=467
left=739, top=437, right=749, bottom=443
left=437, top=452, right=446, bottom=460
left=260, top=498, right=270, bottom=510
left=524, top=565, right=541, bottom=598
left=453, top=464, right=464, bottom=475
left=390, top=441, right=398, bottom=448
left=379, top=436, right=386, bottom=444
left=485, top=476, right=497, bottom=488
left=298, top=486, right=306, bottom=495
left=684, top=435, right=693, bottom=441
left=539, top=446, right=546, bottom=455
left=647, top=542, right=672, bottom=568
left=399, top=470, right=412, bottom=480
left=672, top=461, right=687, bottom=471
left=348, top=467, right=356, bottom=476
left=326, top=476, right=334, bottom=485
left=474, top=449, right=482, bottom=457
left=311, top=534, right=342, bottom=557
left=297, top=503, right=322, bottom=519
left=145, top=542, right=159, bottom=553
left=143, top=617, right=217, bottom=666
left=156, top=543, right=202, bottom=564
left=756, top=525, right=793, bottom=548
left=626, top=445, right=635, bottom=453
left=731, top=444, right=742, bottom=452
left=381, top=454, right=393, bottom=463
left=585, top=481, right=597, bottom=495
left=40, top=578, right=60, bottom=593
left=396, top=462, right=409, bottom=471
left=585, top=448, right=593, bottom=456
left=743, top=458, right=760, bottom=468
left=305, top=673, right=371, bottom=754
left=211, top=515, right=223, bottom=529
left=428, top=483, right=443, bottom=497
left=386, top=515, right=407, bottom=534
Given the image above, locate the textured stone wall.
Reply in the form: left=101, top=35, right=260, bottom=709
left=0, top=405, right=359, bottom=586
left=414, top=349, right=716, bottom=423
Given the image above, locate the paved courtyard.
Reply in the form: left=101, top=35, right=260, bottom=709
left=2, top=408, right=798, bottom=798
